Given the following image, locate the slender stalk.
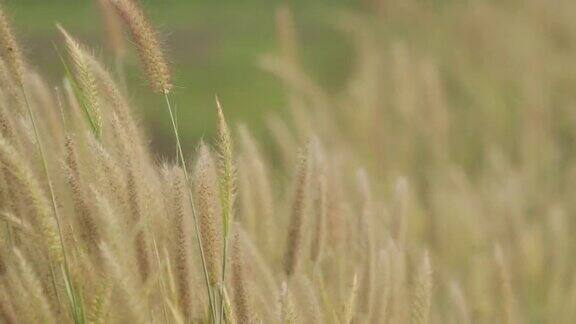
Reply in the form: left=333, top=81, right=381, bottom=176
left=219, top=237, right=229, bottom=323
left=164, top=92, right=217, bottom=321
left=48, top=254, right=63, bottom=308
left=20, top=85, right=80, bottom=320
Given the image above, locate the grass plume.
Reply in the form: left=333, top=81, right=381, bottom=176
left=107, top=0, right=171, bottom=94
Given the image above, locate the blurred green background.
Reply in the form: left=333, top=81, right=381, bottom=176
left=5, top=0, right=361, bottom=155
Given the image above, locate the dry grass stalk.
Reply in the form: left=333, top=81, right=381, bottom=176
left=356, top=169, right=375, bottom=321
left=100, top=243, right=147, bottom=323
left=284, top=146, right=309, bottom=277
left=0, top=58, right=24, bottom=114
left=231, top=232, right=252, bottom=324
left=0, top=5, right=24, bottom=85
left=0, top=137, right=62, bottom=263
left=57, top=25, right=103, bottom=136
left=63, top=135, right=99, bottom=250
left=310, top=170, right=326, bottom=264
left=170, top=167, right=193, bottom=320
left=126, top=166, right=150, bottom=282
left=194, top=143, right=223, bottom=286
left=214, top=96, right=238, bottom=322
left=13, top=249, right=55, bottom=323
left=108, top=0, right=172, bottom=94
left=86, top=280, right=111, bottom=324
left=215, top=97, right=235, bottom=229
left=86, top=134, right=126, bottom=208
left=87, top=55, right=141, bottom=141
left=0, top=101, right=18, bottom=144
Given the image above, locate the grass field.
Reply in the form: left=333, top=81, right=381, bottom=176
left=2, top=0, right=576, bottom=323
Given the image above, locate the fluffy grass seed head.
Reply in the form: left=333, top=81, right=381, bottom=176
left=194, top=142, right=223, bottom=286
left=284, top=146, right=309, bottom=277
left=170, top=166, right=193, bottom=320
left=215, top=96, right=236, bottom=236
left=231, top=231, right=252, bottom=324
left=57, top=25, right=103, bottom=136
left=0, top=136, right=63, bottom=263
left=0, top=5, right=25, bottom=86
left=108, top=0, right=172, bottom=94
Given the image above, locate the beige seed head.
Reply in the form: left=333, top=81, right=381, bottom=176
left=310, top=142, right=326, bottom=264
left=57, top=25, right=103, bottom=136
left=284, top=146, right=309, bottom=277
left=56, top=25, right=102, bottom=136
left=0, top=136, right=62, bottom=263
left=86, top=279, right=111, bottom=324
left=64, top=135, right=99, bottom=250
left=100, top=243, right=147, bottom=323
left=0, top=5, right=25, bottom=86
left=0, top=98, right=19, bottom=145
left=231, top=231, right=252, bottom=324
left=13, top=249, right=56, bottom=322
left=0, top=57, right=25, bottom=114
left=86, top=133, right=126, bottom=209
left=108, top=0, right=172, bottom=94
left=215, top=96, right=236, bottom=235
left=170, top=166, right=193, bottom=320
left=125, top=162, right=149, bottom=282
left=193, top=143, right=223, bottom=286
left=87, top=55, right=128, bottom=115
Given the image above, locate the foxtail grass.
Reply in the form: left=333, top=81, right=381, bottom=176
left=108, top=0, right=217, bottom=319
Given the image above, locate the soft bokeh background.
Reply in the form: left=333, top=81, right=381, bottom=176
left=5, top=0, right=361, bottom=155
